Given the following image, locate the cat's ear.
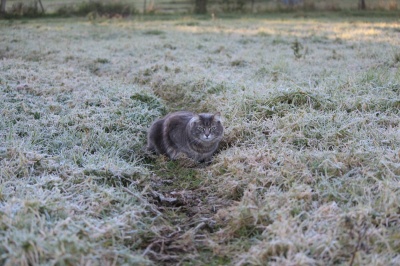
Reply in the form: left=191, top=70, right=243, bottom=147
left=189, top=115, right=200, bottom=124
left=213, top=112, right=222, bottom=122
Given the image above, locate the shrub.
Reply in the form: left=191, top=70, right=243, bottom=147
left=8, top=1, right=43, bottom=17
left=56, top=1, right=136, bottom=17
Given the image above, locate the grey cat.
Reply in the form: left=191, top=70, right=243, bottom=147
left=146, top=111, right=224, bottom=163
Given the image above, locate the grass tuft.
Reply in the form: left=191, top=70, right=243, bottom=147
left=143, top=29, right=165, bottom=35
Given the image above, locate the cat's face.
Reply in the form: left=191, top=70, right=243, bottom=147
left=189, top=113, right=223, bottom=142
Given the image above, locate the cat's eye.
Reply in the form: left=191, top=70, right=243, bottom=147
left=211, top=126, right=216, bottom=131
left=197, top=126, right=204, bottom=131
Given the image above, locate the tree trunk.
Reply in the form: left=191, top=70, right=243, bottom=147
left=37, top=0, right=45, bottom=13
left=359, top=0, right=366, bottom=10
left=1, top=0, right=6, bottom=14
left=195, top=0, right=207, bottom=14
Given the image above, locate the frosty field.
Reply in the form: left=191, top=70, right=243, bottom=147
left=1, top=13, right=400, bottom=265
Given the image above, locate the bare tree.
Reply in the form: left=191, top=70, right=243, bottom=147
left=0, top=0, right=45, bottom=15
left=359, top=0, right=366, bottom=10
left=195, top=0, right=207, bottom=14
left=1, top=0, right=6, bottom=14
left=37, top=0, right=44, bottom=13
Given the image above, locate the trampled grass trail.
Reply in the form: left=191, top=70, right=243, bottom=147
left=1, top=14, right=399, bottom=265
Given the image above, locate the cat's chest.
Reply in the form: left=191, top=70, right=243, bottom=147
left=190, top=149, right=213, bottom=161
left=185, top=143, right=215, bottom=158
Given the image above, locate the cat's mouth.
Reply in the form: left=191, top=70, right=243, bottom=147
left=201, top=135, right=214, bottom=142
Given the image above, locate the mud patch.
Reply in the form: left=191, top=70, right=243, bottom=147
left=139, top=158, right=232, bottom=264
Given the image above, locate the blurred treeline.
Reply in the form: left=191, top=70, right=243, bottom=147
left=0, top=0, right=398, bottom=17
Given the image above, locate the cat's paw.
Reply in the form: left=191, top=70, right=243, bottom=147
left=175, top=153, right=198, bottom=168
left=140, top=145, right=158, bottom=159
left=202, top=158, right=213, bottom=166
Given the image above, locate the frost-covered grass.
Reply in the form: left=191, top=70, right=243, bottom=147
left=1, top=14, right=400, bottom=265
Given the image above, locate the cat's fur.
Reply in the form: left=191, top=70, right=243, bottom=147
left=146, top=111, right=224, bottom=162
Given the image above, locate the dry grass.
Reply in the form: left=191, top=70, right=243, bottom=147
left=1, top=13, right=400, bottom=265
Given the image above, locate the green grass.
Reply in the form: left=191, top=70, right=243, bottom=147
left=1, top=14, right=400, bottom=265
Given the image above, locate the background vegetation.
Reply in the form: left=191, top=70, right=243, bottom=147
left=1, top=4, right=400, bottom=266
left=0, top=0, right=399, bottom=16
